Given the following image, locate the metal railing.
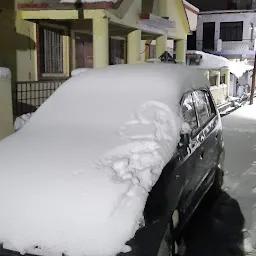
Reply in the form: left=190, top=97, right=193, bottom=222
left=195, top=39, right=256, bottom=53
left=12, top=79, right=68, bottom=117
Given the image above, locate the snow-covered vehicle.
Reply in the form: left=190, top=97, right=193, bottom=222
left=0, top=64, right=225, bottom=256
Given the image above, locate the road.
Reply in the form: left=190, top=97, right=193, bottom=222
left=223, top=103, right=256, bottom=255
left=183, top=103, right=256, bottom=256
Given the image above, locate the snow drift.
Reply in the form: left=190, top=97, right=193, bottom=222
left=0, top=64, right=209, bottom=256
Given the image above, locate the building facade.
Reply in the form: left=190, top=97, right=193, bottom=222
left=196, top=10, right=256, bottom=63
left=0, top=0, right=198, bottom=118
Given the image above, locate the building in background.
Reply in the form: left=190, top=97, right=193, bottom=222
left=0, top=0, right=198, bottom=119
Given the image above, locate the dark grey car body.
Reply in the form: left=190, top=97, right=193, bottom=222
left=118, top=88, right=224, bottom=256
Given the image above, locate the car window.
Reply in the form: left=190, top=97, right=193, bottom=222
left=181, top=93, right=199, bottom=134
left=204, top=91, right=216, bottom=117
left=193, top=91, right=210, bottom=126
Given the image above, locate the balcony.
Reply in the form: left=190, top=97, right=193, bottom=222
left=196, top=39, right=256, bottom=57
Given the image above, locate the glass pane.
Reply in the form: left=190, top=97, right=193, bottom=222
left=193, top=91, right=210, bottom=126
left=182, top=93, right=198, bottom=132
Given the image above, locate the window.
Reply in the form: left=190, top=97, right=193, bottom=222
left=39, top=26, right=64, bottom=75
left=220, top=22, right=243, bottom=41
left=193, top=91, right=211, bottom=126
left=181, top=93, right=198, bottom=133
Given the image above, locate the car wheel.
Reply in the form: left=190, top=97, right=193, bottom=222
left=157, top=211, right=179, bottom=256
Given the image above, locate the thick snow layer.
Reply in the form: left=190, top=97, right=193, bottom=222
left=0, top=64, right=209, bottom=256
left=187, top=51, right=253, bottom=78
left=187, top=50, right=229, bottom=70
left=0, top=67, right=11, bottom=79
left=60, top=0, right=118, bottom=3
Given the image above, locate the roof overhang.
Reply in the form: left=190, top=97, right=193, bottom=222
left=139, top=12, right=175, bottom=37
left=17, top=0, right=123, bottom=10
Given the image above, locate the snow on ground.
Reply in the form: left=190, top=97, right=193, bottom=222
left=222, top=103, right=256, bottom=255
left=0, top=64, right=208, bottom=256
left=71, top=68, right=91, bottom=77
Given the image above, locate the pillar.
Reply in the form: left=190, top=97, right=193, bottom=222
left=175, top=39, right=186, bottom=64
left=93, top=17, right=109, bottom=68
left=204, top=70, right=210, bottom=80
left=223, top=68, right=231, bottom=96
left=158, top=0, right=168, bottom=17
left=0, top=68, right=13, bottom=140
left=156, top=35, right=167, bottom=58
left=216, top=71, right=221, bottom=86
left=127, top=30, right=141, bottom=64
left=140, top=40, right=146, bottom=62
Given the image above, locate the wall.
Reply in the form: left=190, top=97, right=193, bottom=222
left=0, top=0, right=37, bottom=82
left=0, top=71, right=13, bottom=140
left=197, top=11, right=256, bottom=47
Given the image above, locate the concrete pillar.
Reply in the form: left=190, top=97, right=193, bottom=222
left=156, top=35, right=167, bottom=58
left=158, top=0, right=168, bottom=17
left=216, top=71, right=221, bottom=86
left=223, top=68, right=231, bottom=96
left=0, top=69, right=13, bottom=140
left=175, top=39, right=186, bottom=64
left=204, top=70, right=210, bottom=80
left=93, top=17, right=109, bottom=68
left=140, top=40, right=146, bottom=62
left=127, top=30, right=141, bottom=64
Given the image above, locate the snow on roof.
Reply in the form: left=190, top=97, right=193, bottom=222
left=187, top=51, right=254, bottom=78
left=0, top=67, right=11, bottom=79
left=0, top=64, right=208, bottom=256
left=187, top=50, right=230, bottom=70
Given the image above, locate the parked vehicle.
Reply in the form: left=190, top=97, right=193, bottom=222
left=0, top=64, right=225, bottom=256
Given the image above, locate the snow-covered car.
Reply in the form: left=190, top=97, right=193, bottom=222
left=0, top=64, right=225, bottom=256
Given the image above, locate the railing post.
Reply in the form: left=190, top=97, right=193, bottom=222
left=0, top=68, right=13, bottom=140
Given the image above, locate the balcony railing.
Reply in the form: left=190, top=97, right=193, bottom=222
left=195, top=39, right=256, bottom=54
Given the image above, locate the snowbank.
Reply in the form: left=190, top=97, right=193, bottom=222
left=0, top=67, right=11, bottom=79
left=0, top=64, right=209, bottom=256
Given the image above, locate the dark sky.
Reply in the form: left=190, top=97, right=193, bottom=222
left=187, top=0, right=254, bottom=11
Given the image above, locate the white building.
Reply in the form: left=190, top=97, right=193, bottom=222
left=193, top=10, right=256, bottom=96
left=196, top=10, right=256, bottom=63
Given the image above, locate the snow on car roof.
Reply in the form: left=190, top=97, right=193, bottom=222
left=0, top=64, right=208, bottom=256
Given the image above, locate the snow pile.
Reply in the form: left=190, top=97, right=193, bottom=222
left=71, top=68, right=91, bottom=77
left=229, top=61, right=253, bottom=78
left=0, top=64, right=208, bottom=256
left=0, top=67, right=11, bottom=79
left=187, top=50, right=229, bottom=70
left=14, top=113, right=33, bottom=131
left=60, top=0, right=118, bottom=3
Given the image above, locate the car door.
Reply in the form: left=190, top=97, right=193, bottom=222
left=178, top=92, right=201, bottom=212
left=192, top=90, right=219, bottom=188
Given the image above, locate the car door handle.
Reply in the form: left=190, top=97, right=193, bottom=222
left=200, top=150, right=205, bottom=160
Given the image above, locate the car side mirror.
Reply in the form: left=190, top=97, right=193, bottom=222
left=179, top=122, right=192, bottom=147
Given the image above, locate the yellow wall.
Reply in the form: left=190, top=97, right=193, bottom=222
left=0, top=0, right=37, bottom=82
